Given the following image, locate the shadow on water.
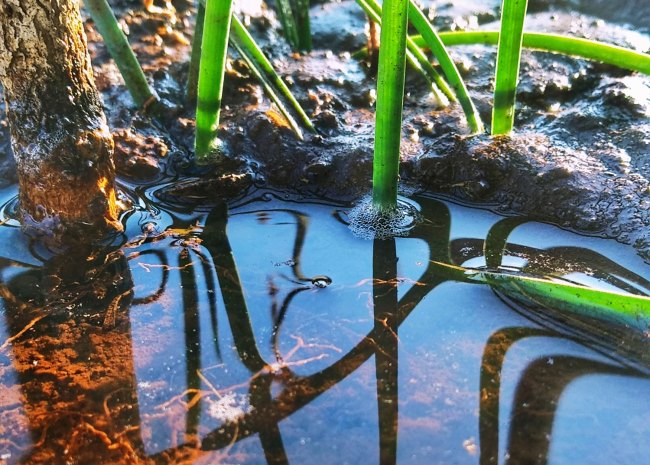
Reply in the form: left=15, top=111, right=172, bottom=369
left=0, top=189, right=648, bottom=464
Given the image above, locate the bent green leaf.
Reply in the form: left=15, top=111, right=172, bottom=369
left=467, top=270, right=650, bottom=331
left=357, top=0, right=453, bottom=103
left=407, top=1, right=484, bottom=133
left=411, top=31, right=650, bottom=75
left=230, top=15, right=315, bottom=134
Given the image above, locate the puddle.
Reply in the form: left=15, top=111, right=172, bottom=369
left=0, top=185, right=648, bottom=465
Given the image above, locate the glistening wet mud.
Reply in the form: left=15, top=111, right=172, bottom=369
left=0, top=0, right=647, bottom=257
left=0, top=184, right=649, bottom=465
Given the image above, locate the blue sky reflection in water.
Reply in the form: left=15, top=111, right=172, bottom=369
left=0, top=186, right=648, bottom=465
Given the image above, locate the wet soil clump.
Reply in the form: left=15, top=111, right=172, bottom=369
left=0, top=0, right=648, bottom=259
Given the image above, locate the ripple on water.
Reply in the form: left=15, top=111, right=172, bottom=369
left=347, top=195, right=422, bottom=239
left=0, top=193, right=20, bottom=228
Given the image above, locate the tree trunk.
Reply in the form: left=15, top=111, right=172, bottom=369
left=0, top=0, right=121, bottom=243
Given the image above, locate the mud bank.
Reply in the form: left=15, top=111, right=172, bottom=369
left=0, top=0, right=648, bottom=259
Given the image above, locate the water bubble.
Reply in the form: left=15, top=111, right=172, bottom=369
left=311, top=275, right=332, bottom=288
left=347, top=195, right=421, bottom=239
left=261, top=192, right=273, bottom=202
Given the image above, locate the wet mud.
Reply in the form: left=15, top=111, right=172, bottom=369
left=0, top=0, right=648, bottom=259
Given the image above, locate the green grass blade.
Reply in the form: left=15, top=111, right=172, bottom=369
left=406, top=37, right=454, bottom=103
left=230, top=15, right=315, bottom=133
left=275, top=0, right=300, bottom=49
left=372, top=0, right=409, bottom=211
left=467, top=270, right=650, bottom=331
left=231, top=40, right=304, bottom=140
left=194, top=0, right=234, bottom=163
left=407, top=1, right=484, bottom=133
left=187, top=0, right=206, bottom=105
left=491, top=0, right=528, bottom=135
left=411, top=31, right=650, bottom=75
left=357, top=0, right=453, bottom=103
left=85, top=0, right=158, bottom=109
left=294, top=0, right=313, bottom=51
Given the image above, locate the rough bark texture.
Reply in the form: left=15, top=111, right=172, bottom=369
left=0, top=0, right=121, bottom=242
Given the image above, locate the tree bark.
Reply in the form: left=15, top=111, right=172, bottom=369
left=0, top=0, right=121, bottom=243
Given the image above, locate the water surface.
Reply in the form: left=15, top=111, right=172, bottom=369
left=0, top=186, right=648, bottom=465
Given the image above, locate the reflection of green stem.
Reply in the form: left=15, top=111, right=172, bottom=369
left=195, top=0, right=234, bottom=163
left=373, top=239, right=399, bottom=465
left=204, top=203, right=266, bottom=372
left=478, top=328, right=640, bottom=465
left=484, top=217, right=528, bottom=269
left=507, top=356, right=635, bottom=464
left=191, top=200, right=455, bottom=454
left=85, top=0, right=158, bottom=109
left=478, top=327, right=553, bottom=465
left=195, top=249, right=222, bottom=360
left=179, top=250, right=201, bottom=436
left=250, top=375, right=291, bottom=465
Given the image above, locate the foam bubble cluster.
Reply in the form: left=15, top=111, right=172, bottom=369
left=347, top=195, right=421, bottom=239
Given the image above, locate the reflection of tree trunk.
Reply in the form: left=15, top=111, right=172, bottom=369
left=1, top=249, right=148, bottom=465
left=0, top=0, right=120, bottom=241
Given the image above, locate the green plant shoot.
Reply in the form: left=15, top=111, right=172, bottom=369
left=492, top=0, right=529, bottom=135
left=275, top=0, right=312, bottom=51
left=85, top=0, right=158, bottom=109
left=372, top=0, right=409, bottom=211
left=187, top=0, right=206, bottom=104
left=467, top=270, right=650, bottom=331
left=230, top=15, right=315, bottom=133
left=195, top=0, right=235, bottom=163
left=407, top=1, right=484, bottom=133
left=358, top=0, right=453, bottom=103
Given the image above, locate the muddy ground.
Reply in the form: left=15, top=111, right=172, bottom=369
left=0, top=0, right=648, bottom=260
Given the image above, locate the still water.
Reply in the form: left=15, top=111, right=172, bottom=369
left=0, top=184, right=648, bottom=465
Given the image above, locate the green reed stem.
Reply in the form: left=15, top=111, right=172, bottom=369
left=275, top=0, right=300, bottom=49
left=372, top=0, right=409, bottom=211
left=492, top=0, right=528, bottom=135
left=195, top=0, right=234, bottom=163
left=230, top=15, right=315, bottom=133
left=294, top=0, right=313, bottom=51
left=187, top=0, right=206, bottom=105
left=85, top=0, right=158, bottom=109
left=407, top=1, right=484, bottom=133
left=357, top=0, right=452, bottom=103
left=411, top=31, right=650, bottom=75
